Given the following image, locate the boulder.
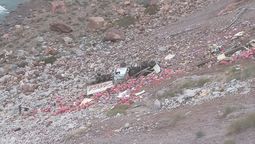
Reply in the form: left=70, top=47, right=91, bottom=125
left=104, top=29, right=125, bottom=42
left=49, top=23, right=73, bottom=33
left=87, top=17, right=105, bottom=30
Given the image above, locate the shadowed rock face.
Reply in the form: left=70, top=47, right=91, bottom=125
left=49, top=22, right=73, bottom=33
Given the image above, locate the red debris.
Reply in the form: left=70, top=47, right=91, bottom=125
left=39, top=68, right=181, bottom=116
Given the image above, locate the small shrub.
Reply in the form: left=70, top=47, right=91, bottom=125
left=144, top=5, right=159, bottom=15
left=170, top=114, right=185, bottom=127
left=227, top=112, right=255, bottom=135
left=196, top=131, right=205, bottom=139
left=107, top=104, right=129, bottom=117
left=115, top=16, right=136, bottom=27
left=221, top=106, right=237, bottom=118
left=159, top=78, right=211, bottom=99
left=41, top=56, right=57, bottom=64
left=226, top=64, right=255, bottom=81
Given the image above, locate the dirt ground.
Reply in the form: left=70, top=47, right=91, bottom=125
left=0, top=0, right=255, bottom=144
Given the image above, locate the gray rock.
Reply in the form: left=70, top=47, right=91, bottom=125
left=124, top=123, right=130, bottom=129
left=154, top=99, right=161, bottom=110
left=183, top=89, right=199, bottom=97
left=0, top=75, right=11, bottom=84
left=63, top=36, right=73, bottom=45
left=0, top=67, right=5, bottom=77
left=158, top=46, right=167, bottom=52
left=36, top=37, right=44, bottom=43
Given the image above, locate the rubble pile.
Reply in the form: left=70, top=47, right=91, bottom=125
left=162, top=79, right=251, bottom=109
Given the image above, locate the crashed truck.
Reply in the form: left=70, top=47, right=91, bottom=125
left=86, top=61, right=161, bottom=96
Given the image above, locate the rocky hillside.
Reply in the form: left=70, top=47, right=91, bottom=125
left=0, top=0, right=255, bottom=144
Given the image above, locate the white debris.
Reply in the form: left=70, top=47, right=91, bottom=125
left=164, top=54, right=175, bottom=60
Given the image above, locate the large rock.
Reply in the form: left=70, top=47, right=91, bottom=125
left=103, top=29, right=125, bottom=42
left=20, top=82, right=36, bottom=94
left=49, top=23, right=73, bottom=33
left=87, top=17, right=105, bottom=30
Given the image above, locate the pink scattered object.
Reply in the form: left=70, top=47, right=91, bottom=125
left=39, top=68, right=180, bottom=116
left=220, top=48, right=255, bottom=65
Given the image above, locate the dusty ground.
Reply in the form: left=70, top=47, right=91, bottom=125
left=0, top=0, right=255, bottom=144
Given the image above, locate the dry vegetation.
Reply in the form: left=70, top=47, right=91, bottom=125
left=227, top=112, right=255, bottom=135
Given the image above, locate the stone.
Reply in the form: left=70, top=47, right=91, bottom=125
left=63, top=36, right=73, bottom=45
left=124, top=123, right=130, bottom=128
left=0, top=67, right=5, bottom=77
left=103, top=29, right=125, bottom=42
left=36, top=36, right=44, bottom=43
left=158, top=47, right=167, bottom=52
left=183, top=89, right=198, bottom=97
left=87, top=17, right=105, bottom=30
left=49, top=23, right=73, bottom=33
left=249, top=39, right=255, bottom=47
left=154, top=99, right=161, bottom=110
left=15, top=25, right=22, bottom=29
left=199, top=89, right=210, bottom=97
left=0, top=75, right=11, bottom=84
left=44, top=47, right=58, bottom=55
left=116, top=8, right=126, bottom=15
left=20, top=82, right=36, bottom=93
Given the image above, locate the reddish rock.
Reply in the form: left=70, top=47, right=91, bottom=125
left=104, top=29, right=125, bottom=42
left=49, top=23, right=73, bottom=33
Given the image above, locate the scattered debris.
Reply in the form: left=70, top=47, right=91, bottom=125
left=80, top=98, right=93, bottom=107
left=63, top=36, right=73, bottom=45
left=13, top=128, right=21, bottom=132
left=135, top=90, right=145, bottom=96
left=129, top=61, right=160, bottom=77
left=164, top=54, right=176, bottom=60
left=248, top=39, right=255, bottom=47
left=114, top=67, right=129, bottom=84
left=87, top=81, right=114, bottom=95
left=217, top=53, right=228, bottom=61
left=232, top=31, right=245, bottom=39
left=210, top=44, right=222, bottom=54
left=117, top=90, right=130, bottom=99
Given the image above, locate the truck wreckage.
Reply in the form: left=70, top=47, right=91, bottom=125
left=87, top=61, right=161, bottom=96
